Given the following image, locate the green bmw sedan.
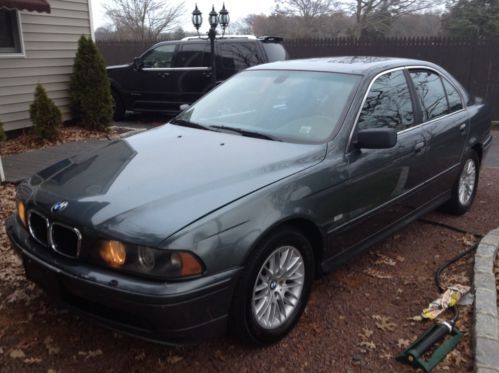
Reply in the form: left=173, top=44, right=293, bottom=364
left=6, top=57, right=492, bottom=345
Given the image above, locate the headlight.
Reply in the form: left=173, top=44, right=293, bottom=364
left=16, top=200, right=27, bottom=227
left=98, top=240, right=204, bottom=279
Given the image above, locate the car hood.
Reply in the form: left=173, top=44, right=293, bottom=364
left=27, top=125, right=326, bottom=246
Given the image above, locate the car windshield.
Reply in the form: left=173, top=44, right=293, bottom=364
left=175, top=70, right=360, bottom=143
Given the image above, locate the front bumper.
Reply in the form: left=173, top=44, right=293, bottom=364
left=6, top=215, right=241, bottom=344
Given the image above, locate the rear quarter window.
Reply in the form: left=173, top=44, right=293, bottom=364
left=442, top=78, right=464, bottom=113
left=262, top=43, right=288, bottom=62
left=220, top=42, right=264, bottom=70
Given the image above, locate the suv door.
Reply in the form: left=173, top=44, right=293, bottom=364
left=132, top=43, right=178, bottom=112
left=408, top=69, right=468, bottom=194
left=172, top=43, right=213, bottom=105
left=329, top=69, right=429, bottom=253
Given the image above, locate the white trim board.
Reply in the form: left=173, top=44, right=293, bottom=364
left=0, top=156, right=5, bottom=183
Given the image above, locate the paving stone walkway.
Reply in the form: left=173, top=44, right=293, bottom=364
left=1, top=140, right=109, bottom=183
left=474, top=228, right=499, bottom=373
left=484, top=131, right=499, bottom=169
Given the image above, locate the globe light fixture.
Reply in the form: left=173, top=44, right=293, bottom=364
left=190, top=4, right=230, bottom=86
left=219, top=3, right=230, bottom=31
left=191, top=4, right=203, bottom=31
left=209, top=5, right=219, bottom=29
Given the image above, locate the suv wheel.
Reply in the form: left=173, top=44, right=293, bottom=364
left=111, top=91, right=126, bottom=121
left=231, top=227, right=314, bottom=345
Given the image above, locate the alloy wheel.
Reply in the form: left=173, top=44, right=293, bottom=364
left=251, top=245, right=305, bottom=330
left=458, top=158, right=477, bottom=206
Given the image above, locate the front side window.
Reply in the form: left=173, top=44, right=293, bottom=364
left=0, top=10, right=23, bottom=55
left=409, top=70, right=448, bottom=121
left=177, top=70, right=360, bottom=143
left=173, top=44, right=210, bottom=67
left=142, top=44, right=176, bottom=68
left=358, top=70, right=415, bottom=132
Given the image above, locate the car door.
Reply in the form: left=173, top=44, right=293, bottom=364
left=328, top=69, right=430, bottom=254
left=407, top=68, right=468, bottom=195
left=130, top=43, right=178, bottom=112
left=172, top=43, right=213, bottom=105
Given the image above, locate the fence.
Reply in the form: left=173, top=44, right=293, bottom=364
left=96, top=37, right=499, bottom=119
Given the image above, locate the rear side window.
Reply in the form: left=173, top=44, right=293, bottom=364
left=409, top=70, right=448, bottom=121
left=358, top=70, right=415, bottom=132
left=442, top=78, right=463, bottom=113
left=174, top=44, right=210, bottom=67
left=142, top=44, right=175, bottom=68
left=262, top=43, right=288, bottom=62
left=220, top=42, right=263, bottom=70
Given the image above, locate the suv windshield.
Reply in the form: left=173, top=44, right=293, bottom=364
left=176, top=70, right=360, bottom=143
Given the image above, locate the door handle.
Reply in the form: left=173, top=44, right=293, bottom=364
left=158, top=72, right=170, bottom=78
left=414, top=141, right=425, bottom=154
left=459, top=123, right=467, bottom=133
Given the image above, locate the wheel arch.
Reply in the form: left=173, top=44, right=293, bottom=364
left=245, top=216, right=326, bottom=277
left=471, top=143, right=483, bottom=165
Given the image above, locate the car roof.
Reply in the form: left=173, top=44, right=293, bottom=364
left=248, top=56, right=440, bottom=76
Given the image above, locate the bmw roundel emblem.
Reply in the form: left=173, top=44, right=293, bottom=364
left=51, top=201, right=69, bottom=212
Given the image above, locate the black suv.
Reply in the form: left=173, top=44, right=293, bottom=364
left=107, top=36, right=288, bottom=119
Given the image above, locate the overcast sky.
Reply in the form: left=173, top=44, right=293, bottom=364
left=91, top=0, right=275, bottom=32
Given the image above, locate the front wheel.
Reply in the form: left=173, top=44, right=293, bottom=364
left=442, top=151, right=480, bottom=215
left=231, top=227, right=315, bottom=345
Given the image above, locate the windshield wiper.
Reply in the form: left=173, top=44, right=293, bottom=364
left=210, top=125, right=281, bottom=141
left=170, top=118, right=219, bottom=132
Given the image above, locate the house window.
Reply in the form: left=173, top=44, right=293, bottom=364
left=0, top=10, right=23, bottom=55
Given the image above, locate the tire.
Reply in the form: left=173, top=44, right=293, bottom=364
left=442, top=150, right=480, bottom=215
left=111, top=90, right=126, bottom=121
left=231, top=227, right=315, bottom=345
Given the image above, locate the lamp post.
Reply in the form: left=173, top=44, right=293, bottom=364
left=191, top=3, right=230, bottom=86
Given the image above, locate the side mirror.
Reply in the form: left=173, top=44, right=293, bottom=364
left=355, top=128, right=397, bottom=149
left=133, top=57, right=143, bottom=70
left=179, top=104, right=190, bottom=111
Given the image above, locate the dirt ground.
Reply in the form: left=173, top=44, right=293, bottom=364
left=0, top=164, right=498, bottom=372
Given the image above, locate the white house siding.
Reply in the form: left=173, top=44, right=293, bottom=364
left=0, top=0, right=92, bottom=131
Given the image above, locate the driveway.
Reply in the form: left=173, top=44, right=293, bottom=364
left=0, top=132, right=497, bottom=372
left=484, top=130, right=498, bottom=168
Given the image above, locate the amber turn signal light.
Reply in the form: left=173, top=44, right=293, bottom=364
left=177, top=252, right=203, bottom=277
left=99, top=240, right=127, bottom=267
left=17, top=200, right=27, bottom=227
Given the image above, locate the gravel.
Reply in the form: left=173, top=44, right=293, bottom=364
left=0, top=164, right=498, bottom=372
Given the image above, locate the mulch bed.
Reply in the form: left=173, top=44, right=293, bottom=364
left=0, top=126, right=119, bottom=156
left=0, top=164, right=497, bottom=372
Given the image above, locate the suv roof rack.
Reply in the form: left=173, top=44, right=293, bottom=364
left=181, top=35, right=258, bottom=41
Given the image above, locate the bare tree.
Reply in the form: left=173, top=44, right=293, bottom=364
left=104, top=0, right=185, bottom=41
left=389, top=13, right=442, bottom=37
left=274, top=0, right=337, bottom=17
left=348, top=0, right=435, bottom=38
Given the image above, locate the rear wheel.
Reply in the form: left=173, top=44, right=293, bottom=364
left=231, top=227, right=315, bottom=345
left=111, top=90, right=126, bottom=121
left=442, top=151, right=480, bottom=215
